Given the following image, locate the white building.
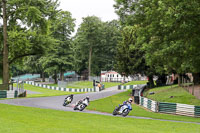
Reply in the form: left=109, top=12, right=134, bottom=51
left=101, top=71, right=133, bottom=82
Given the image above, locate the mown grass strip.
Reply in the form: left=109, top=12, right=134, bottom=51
left=0, top=103, right=199, bottom=133
left=47, top=81, right=120, bottom=89
left=123, top=80, right=148, bottom=85
left=23, top=84, right=81, bottom=98
left=144, top=85, right=200, bottom=106
left=87, top=90, right=200, bottom=123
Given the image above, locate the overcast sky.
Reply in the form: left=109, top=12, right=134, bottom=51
left=58, top=0, right=118, bottom=33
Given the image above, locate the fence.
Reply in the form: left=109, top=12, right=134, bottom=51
left=118, top=84, right=147, bottom=91
left=139, top=96, right=200, bottom=117
left=0, top=82, right=26, bottom=98
left=140, top=97, right=158, bottom=112
left=120, top=82, right=200, bottom=117
left=0, top=90, right=18, bottom=98
left=118, top=85, right=137, bottom=90
left=0, top=83, right=13, bottom=90
left=25, top=81, right=102, bottom=92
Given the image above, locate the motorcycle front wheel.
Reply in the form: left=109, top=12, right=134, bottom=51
left=73, top=105, right=78, bottom=110
left=112, top=108, right=117, bottom=116
left=63, top=100, right=70, bottom=106
left=79, top=104, right=86, bottom=111
left=122, top=109, right=129, bottom=117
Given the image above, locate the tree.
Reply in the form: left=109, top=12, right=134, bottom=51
left=114, top=0, right=200, bottom=85
left=40, top=11, right=75, bottom=83
left=115, top=25, right=155, bottom=87
left=1, top=0, right=59, bottom=85
left=74, top=17, right=122, bottom=78
left=74, top=16, right=104, bottom=79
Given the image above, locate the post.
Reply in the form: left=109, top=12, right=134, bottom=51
left=192, top=83, right=194, bottom=95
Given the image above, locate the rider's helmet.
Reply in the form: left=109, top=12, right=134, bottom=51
left=86, top=96, right=89, bottom=100
left=70, top=94, right=74, bottom=97
left=128, top=98, right=133, bottom=103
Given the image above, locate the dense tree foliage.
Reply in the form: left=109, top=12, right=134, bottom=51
left=114, top=0, right=200, bottom=85
left=39, top=11, right=75, bottom=83
left=1, top=0, right=59, bottom=84
left=73, top=16, right=121, bottom=78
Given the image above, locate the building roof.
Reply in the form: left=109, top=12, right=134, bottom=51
left=106, top=71, right=118, bottom=74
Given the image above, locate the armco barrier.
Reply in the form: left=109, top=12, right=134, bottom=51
left=139, top=96, right=200, bottom=117
left=25, top=81, right=100, bottom=92
left=195, top=106, right=200, bottom=117
left=0, top=90, right=18, bottom=98
left=118, top=85, right=137, bottom=90
left=140, top=96, right=158, bottom=112
left=0, top=82, right=26, bottom=98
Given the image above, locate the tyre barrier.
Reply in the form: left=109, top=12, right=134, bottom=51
left=25, top=81, right=100, bottom=92
left=139, top=96, right=200, bottom=117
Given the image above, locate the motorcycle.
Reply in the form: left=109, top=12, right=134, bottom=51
left=74, top=97, right=89, bottom=111
left=63, top=95, right=73, bottom=106
left=112, top=102, right=132, bottom=117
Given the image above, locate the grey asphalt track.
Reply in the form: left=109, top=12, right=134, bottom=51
left=0, top=86, right=123, bottom=112
left=0, top=86, right=200, bottom=125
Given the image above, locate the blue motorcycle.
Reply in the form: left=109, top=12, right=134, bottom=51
left=113, top=102, right=132, bottom=117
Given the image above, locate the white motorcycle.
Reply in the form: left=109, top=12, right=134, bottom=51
left=113, top=102, right=132, bottom=117
left=74, top=97, right=89, bottom=111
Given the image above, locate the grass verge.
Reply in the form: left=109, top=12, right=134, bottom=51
left=24, top=84, right=81, bottom=98
left=48, top=81, right=120, bottom=89
left=144, top=85, right=200, bottom=106
left=87, top=90, right=200, bottom=123
left=0, top=103, right=199, bottom=133
left=123, top=80, right=148, bottom=85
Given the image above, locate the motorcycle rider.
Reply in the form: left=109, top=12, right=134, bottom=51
left=64, top=94, right=73, bottom=103
left=116, top=97, right=133, bottom=111
left=83, top=96, right=90, bottom=103
left=77, top=96, right=90, bottom=105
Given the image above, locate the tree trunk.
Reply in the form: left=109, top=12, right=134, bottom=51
left=193, top=73, right=200, bottom=85
left=54, top=70, right=57, bottom=84
left=178, top=74, right=181, bottom=86
left=88, top=46, right=92, bottom=80
left=42, top=72, right=45, bottom=82
left=148, top=75, right=155, bottom=88
left=60, top=69, right=64, bottom=81
left=2, top=0, right=9, bottom=86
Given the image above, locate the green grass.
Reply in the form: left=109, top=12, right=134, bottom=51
left=87, top=90, right=200, bottom=123
left=102, top=82, right=121, bottom=88
left=0, top=103, right=199, bottom=133
left=23, top=84, right=81, bottom=98
left=144, top=85, right=200, bottom=106
left=0, top=78, right=2, bottom=84
left=48, top=81, right=120, bottom=89
left=123, top=80, right=148, bottom=85
left=47, top=81, right=93, bottom=88
left=67, top=81, right=94, bottom=88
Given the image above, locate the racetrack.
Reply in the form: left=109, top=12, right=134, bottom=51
left=0, top=86, right=200, bottom=125
left=0, top=86, right=123, bottom=112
